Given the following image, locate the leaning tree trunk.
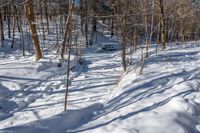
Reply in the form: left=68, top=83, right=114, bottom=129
left=25, top=0, right=42, bottom=61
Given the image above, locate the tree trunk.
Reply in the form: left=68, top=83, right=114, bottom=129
left=0, top=10, right=4, bottom=42
left=7, top=5, right=11, bottom=38
left=111, top=10, right=115, bottom=37
left=11, top=18, right=16, bottom=48
left=144, top=3, right=149, bottom=58
left=44, top=0, right=50, bottom=34
left=25, top=0, right=42, bottom=61
left=159, top=0, right=166, bottom=49
left=120, top=15, right=127, bottom=71
left=64, top=0, right=73, bottom=111
left=89, top=17, right=96, bottom=46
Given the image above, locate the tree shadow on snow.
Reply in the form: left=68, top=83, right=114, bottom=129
left=71, top=68, right=200, bottom=132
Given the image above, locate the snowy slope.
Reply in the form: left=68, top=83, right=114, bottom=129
left=0, top=103, right=103, bottom=133
left=0, top=31, right=123, bottom=130
left=70, top=43, right=200, bottom=133
left=0, top=52, right=81, bottom=119
left=1, top=31, right=200, bottom=133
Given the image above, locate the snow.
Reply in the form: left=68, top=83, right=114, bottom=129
left=0, top=103, right=103, bottom=133
left=1, top=30, right=200, bottom=133
left=71, top=44, right=200, bottom=133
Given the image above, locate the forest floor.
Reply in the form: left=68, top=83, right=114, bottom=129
left=1, top=31, right=200, bottom=133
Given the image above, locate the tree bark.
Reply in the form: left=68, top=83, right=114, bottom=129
left=120, top=15, right=127, bottom=71
left=25, top=0, right=42, bottom=61
left=159, top=0, right=166, bottom=49
left=64, top=0, right=73, bottom=111
left=0, top=10, right=4, bottom=42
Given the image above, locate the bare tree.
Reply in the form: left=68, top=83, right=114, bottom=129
left=64, top=0, right=73, bottom=111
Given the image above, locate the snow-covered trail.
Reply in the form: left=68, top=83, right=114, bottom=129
left=0, top=49, right=122, bottom=129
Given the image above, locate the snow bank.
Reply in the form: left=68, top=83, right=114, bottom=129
left=0, top=103, right=103, bottom=133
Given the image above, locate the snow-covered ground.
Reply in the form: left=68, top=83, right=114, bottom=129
left=72, top=44, right=200, bottom=133
left=1, top=30, right=200, bottom=133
